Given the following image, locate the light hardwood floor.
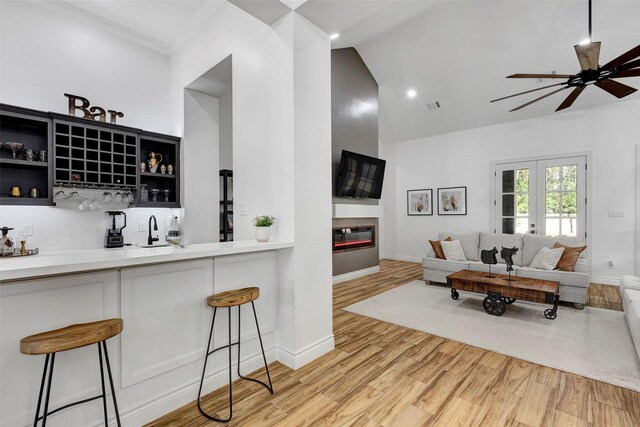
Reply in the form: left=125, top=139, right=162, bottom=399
left=147, top=259, right=638, bottom=426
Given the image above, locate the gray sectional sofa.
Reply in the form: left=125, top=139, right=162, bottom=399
left=423, top=231, right=590, bottom=307
left=621, top=276, right=640, bottom=360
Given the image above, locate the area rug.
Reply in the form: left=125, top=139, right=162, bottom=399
left=344, top=280, right=640, bottom=391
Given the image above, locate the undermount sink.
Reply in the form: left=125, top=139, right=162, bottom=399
left=136, top=244, right=171, bottom=249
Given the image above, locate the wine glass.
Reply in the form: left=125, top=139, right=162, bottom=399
left=163, top=189, right=171, bottom=202
left=1, top=142, right=24, bottom=159
left=68, top=185, right=81, bottom=200
left=114, top=189, right=124, bottom=203
left=54, top=188, right=67, bottom=200
left=102, top=191, right=113, bottom=202
left=150, top=189, right=160, bottom=202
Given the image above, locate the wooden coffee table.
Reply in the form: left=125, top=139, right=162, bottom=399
left=446, top=269, right=560, bottom=320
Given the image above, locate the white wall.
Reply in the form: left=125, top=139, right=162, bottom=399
left=383, top=99, right=640, bottom=283
left=219, top=93, right=233, bottom=170
left=0, top=1, right=171, bottom=133
left=183, top=89, right=220, bottom=243
left=169, top=1, right=295, bottom=243
left=0, top=0, right=175, bottom=250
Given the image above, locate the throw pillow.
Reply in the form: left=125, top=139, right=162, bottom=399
left=529, top=247, right=565, bottom=271
left=553, top=242, right=587, bottom=271
left=441, top=240, right=467, bottom=262
left=429, top=236, right=452, bottom=259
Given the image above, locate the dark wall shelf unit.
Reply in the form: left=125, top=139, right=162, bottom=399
left=0, top=105, right=53, bottom=205
left=0, top=103, right=181, bottom=208
left=220, top=169, right=233, bottom=242
left=53, top=118, right=138, bottom=188
left=137, top=132, right=180, bottom=208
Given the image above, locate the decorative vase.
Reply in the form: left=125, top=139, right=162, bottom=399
left=254, top=226, right=271, bottom=242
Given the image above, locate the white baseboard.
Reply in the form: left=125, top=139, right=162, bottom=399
left=277, top=335, right=335, bottom=370
left=384, top=254, right=423, bottom=263
left=591, top=275, right=621, bottom=286
left=332, top=266, right=380, bottom=284
left=119, top=348, right=277, bottom=427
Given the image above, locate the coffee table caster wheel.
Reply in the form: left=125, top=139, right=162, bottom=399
left=451, top=289, right=459, bottom=300
left=483, top=296, right=505, bottom=316
left=503, top=297, right=516, bottom=305
left=544, top=309, right=557, bottom=320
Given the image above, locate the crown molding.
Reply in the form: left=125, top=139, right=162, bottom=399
left=27, top=0, right=169, bottom=55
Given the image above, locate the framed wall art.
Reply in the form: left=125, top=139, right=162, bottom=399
left=437, top=186, right=467, bottom=215
left=407, top=189, right=433, bottom=216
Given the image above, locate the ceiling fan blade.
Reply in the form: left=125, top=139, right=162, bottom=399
left=595, top=79, right=638, bottom=98
left=556, top=86, right=586, bottom=111
left=615, top=69, right=640, bottom=78
left=602, top=44, right=640, bottom=70
left=574, top=42, right=601, bottom=70
left=491, top=83, right=567, bottom=103
left=619, top=58, right=640, bottom=71
left=509, top=87, right=567, bottom=112
left=507, top=73, right=573, bottom=79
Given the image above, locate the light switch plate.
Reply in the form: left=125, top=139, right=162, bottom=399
left=238, top=202, right=247, bottom=215
left=608, top=210, right=625, bottom=217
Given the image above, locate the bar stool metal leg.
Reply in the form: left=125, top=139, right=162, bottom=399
left=41, top=352, right=55, bottom=426
left=102, top=341, right=121, bottom=426
left=33, top=353, right=50, bottom=427
left=236, top=304, right=273, bottom=394
left=98, top=344, right=109, bottom=426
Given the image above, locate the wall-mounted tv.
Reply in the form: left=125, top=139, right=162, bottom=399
left=336, top=150, right=386, bottom=199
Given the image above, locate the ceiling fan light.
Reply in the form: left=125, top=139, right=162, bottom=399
left=574, top=41, right=601, bottom=70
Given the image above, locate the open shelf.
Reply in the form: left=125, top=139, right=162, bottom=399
left=0, top=158, right=48, bottom=167
left=140, top=171, right=176, bottom=179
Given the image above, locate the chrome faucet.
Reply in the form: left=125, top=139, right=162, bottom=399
left=148, top=215, right=159, bottom=246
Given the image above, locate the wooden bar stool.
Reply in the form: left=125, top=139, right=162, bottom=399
left=20, top=319, right=123, bottom=427
left=197, top=287, right=273, bottom=423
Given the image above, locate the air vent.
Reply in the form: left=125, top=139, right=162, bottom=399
left=427, top=101, right=441, bottom=110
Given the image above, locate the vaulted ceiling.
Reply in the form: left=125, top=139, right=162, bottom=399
left=50, top=0, right=640, bottom=142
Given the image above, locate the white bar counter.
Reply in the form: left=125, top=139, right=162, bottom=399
left=0, top=240, right=294, bottom=283
left=0, top=240, right=294, bottom=427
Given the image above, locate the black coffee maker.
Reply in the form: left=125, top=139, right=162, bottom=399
left=105, top=211, right=126, bottom=248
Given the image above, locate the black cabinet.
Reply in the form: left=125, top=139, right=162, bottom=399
left=0, top=103, right=181, bottom=208
left=0, top=105, right=53, bottom=205
left=137, top=132, right=180, bottom=207
left=219, top=169, right=233, bottom=242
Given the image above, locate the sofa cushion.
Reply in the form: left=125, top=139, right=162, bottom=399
left=468, top=262, right=510, bottom=275
left=429, top=236, right=452, bottom=259
left=437, top=232, right=479, bottom=261
left=553, top=242, right=587, bottom=272
left=442, top=240, right=467, bottom=261
left=422, top=257, right=470, bottom=273
left=529, top=247, right=565, bottom=271
left=624, top=289, right=640, bottom=314
left=479, top=232, right=523, bottom=266
left=626, top=298, right=640, bottom=361
left=515, top=266, right=589, bottom=288
left=521, top=234, right=585, bottom=267
left=621, top=275, right=640, bottom=294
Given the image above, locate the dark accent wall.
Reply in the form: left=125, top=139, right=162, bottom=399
left=331, top=48, right=379, bottom=206
left=331, top=48, right=380, bottom=277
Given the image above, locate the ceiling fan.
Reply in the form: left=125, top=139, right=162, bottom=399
left=491, top=0, right=640, bottom=112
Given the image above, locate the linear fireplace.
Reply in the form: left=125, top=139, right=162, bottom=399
left=332, top=225, right=375, bottom=252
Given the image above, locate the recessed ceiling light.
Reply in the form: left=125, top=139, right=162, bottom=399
left=330, top=33, right=340, bottom=40
left=407, top=89, right=417, bottom=98
left=579, top=38, right=591, bottom=46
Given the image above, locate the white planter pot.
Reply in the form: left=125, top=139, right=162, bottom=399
left=254, top=226, right=271, bottom=242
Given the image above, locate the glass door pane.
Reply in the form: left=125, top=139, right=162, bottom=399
left=495, top=162, right=536, bottom=234
left=537, top=157, right=586, bottom=238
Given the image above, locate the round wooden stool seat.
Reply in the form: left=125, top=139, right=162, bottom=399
left=207, top=287, right=260, bottom=308
left=20, top=318, right=123, bottom=355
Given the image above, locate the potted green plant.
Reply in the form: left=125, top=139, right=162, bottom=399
left=253, top=215, right=275, bottom=242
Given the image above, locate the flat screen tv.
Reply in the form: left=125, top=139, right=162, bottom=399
left=336, top=150, right=386, bottom=199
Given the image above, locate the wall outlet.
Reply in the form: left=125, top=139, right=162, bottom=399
left=608, top=260, right=615, bottom=268
left=22, top=224, right=33, bottom=236
left=608, top=210, right=625, bottom=217
left=138, top=222, right=146, bottom=232
left=238, top=202, right=247, bottom=215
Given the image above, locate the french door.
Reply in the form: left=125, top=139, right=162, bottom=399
left=494, top=156, right=587, bottom=238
